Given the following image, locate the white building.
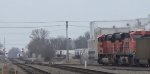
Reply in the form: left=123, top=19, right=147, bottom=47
left=56, top=50, right=75, bottom=56
left=74, top=48, right=89, bottom=56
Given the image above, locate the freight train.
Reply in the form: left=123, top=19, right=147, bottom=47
left=97, top=31, right=150, bottom=66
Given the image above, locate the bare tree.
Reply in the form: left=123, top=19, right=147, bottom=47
left=50, top=37, right=73, bottom=50
left=28, top=28, right=55, bottom=61
left=74, top=31, right=90, bottom=49
left=84, top=31, right=90, bottom=40
left=30, top=28, right=49, bottom=40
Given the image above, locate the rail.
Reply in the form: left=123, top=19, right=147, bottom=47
left=12, top=59, right=50, bottom=74
left=50, top=64, right=113, bottom=74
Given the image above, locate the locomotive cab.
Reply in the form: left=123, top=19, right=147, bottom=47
left=97, top=34, right=113, bottom=64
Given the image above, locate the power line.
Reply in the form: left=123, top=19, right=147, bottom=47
left=5, top=44, right=26, bottom=45
left=0, top=25, right=64, bottom=28
left=0, top=22, right=49, bottom=23
left=0, top=29, right=66, bottom=35
left=0, top=18, right=147, bottom=23
left=91, top=18, right=148, bottom=22
left=0, top=25, right=89, bottom=29
left=50, top=29, right=66, bottom=32
left=0, top=18, right=147, bottom=29
left=69, top=25, right=89, bottom=28
left=0, top=21, right=89, bottom=23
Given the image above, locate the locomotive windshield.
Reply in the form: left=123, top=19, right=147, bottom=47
left=111, top=33, right=122, bottom=42
left=115, top=33, right=121, bottom=38
left=105, top=34, right=112, bottom=41
left=121, top=33, right=130, bottom=40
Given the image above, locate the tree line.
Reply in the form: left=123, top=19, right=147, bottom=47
left=27, top=28, right=90, bottom=61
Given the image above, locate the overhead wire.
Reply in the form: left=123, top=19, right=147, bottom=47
left=5, top=44, right=27, bottom=45
left=0, top=22, right=49, bottom=23
left=0, top=18, right=147, bottom=23
left=0, top=29, right=66, bottom=36
left=69, top=25, right=89, bottom=28
left=0, top=25, right=89, bottom=29
left=0, top=18, right=147, bottom=29
left=0, top=25, right=64, bottom=28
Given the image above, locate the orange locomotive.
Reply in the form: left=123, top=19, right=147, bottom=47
left=97, top=31, right=150, bottom=65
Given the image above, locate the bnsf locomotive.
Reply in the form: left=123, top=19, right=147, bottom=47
left=97, top=31, right=150, bottom=66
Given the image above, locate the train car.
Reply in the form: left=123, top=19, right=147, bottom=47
left=97, top=31, right=150, bottom=66
left=135, top=37, right=150, bottom=65
left=131, top=31, right=150, bottom=66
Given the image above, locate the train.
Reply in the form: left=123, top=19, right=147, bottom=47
left=97, top=31, right=150, bottom=66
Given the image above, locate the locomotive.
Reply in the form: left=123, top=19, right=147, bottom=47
left=97, top=31, right=150, bottom=66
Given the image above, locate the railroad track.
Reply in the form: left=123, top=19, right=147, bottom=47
left=11, top=59, right=112, bottom=74
left=12, top=60, right=50, bottom=74
left=50, top=64, right=113, bottom=74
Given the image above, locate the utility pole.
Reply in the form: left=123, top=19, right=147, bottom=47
left=3, top=36, right=5, bottom=56
left=66, top=21, right=69, bottom=63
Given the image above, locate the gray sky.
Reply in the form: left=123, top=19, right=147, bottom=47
left=0, top=0, right=150, bottom=51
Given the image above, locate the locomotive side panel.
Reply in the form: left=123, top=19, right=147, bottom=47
left=136, top=38, right=150, bottom=60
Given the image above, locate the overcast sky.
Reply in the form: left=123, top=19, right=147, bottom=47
left=0, top=0, right=150, bottom=51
